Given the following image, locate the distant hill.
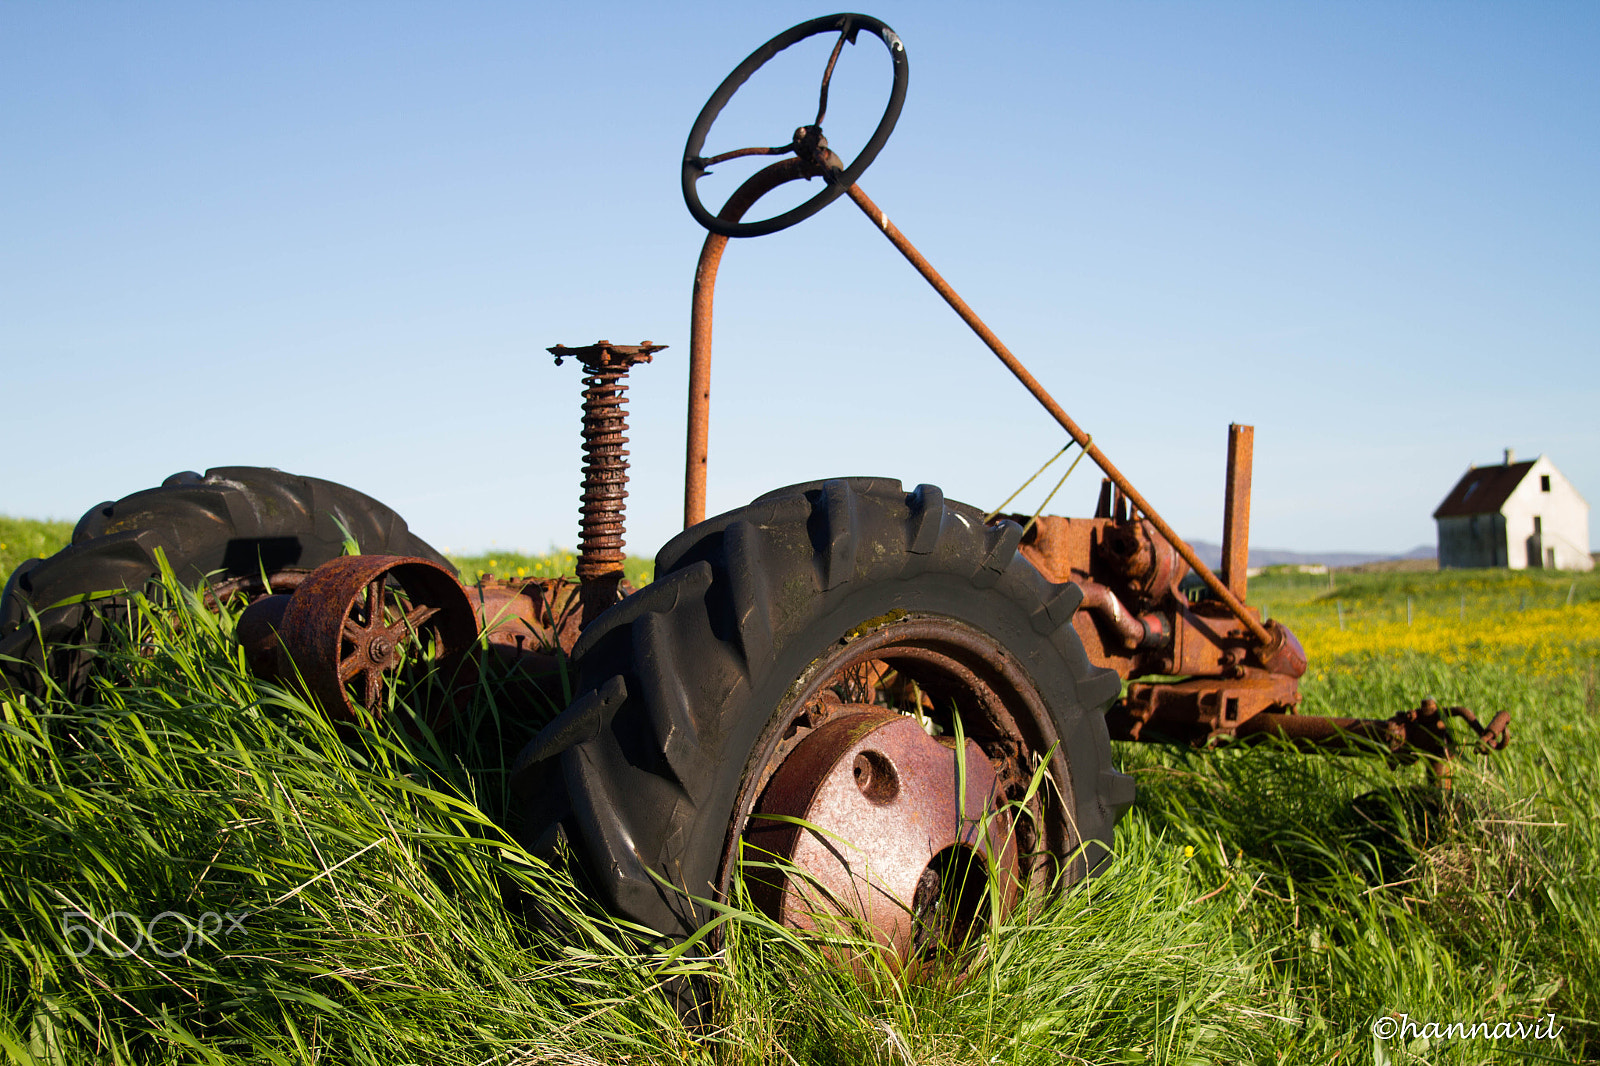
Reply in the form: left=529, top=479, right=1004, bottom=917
left=1184, top=540, right=1436, bottom=571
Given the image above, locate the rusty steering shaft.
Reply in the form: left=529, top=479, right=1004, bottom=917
left=679, top=15, right=1273, bottom=649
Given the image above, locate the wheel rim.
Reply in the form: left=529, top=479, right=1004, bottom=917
left=721, top=612, right=1078, bottom=969
left=276, top=555, right=478, bottom=723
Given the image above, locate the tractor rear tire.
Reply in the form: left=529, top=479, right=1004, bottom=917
left=0, top=467, right=449, bottom=700
left=512, top=476, right=1132, bottom=940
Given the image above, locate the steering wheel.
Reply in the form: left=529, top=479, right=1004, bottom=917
left=682, top=13, right=909, bottom=238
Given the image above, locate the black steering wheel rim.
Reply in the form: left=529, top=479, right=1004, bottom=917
left=682, top=13, right=908, bottom=239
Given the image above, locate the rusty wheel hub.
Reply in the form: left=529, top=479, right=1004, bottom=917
left=746, top=709, right=1018, bottom=968
left=730, top=615, right=1073, bottom=970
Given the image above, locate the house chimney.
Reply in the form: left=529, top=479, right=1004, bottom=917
left=1504, top=448, right=1515, bottom=465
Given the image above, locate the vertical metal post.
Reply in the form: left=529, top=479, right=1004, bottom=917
left=684, top=157, right=818, bottom=530
left=1221, top=423, right=1254, bottom=603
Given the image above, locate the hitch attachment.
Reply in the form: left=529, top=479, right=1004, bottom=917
left=1235, top=698, right=1512, bottom=789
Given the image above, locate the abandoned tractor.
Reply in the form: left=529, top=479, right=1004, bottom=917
left=0, top=14, right=1508, bottom=968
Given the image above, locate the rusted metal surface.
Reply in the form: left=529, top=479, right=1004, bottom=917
left=841, top=180, right=1273, bottom=649
left=201, top=568, right=308, bottom=611
left=471, top=575, right=583, bottom=663
left=1221, top=423, right=1254, bottom=602
left=1016, top=514, right=1236, bottom=678
left=1013, top=510, right=1312, bottom=743
left=275, top=555, right=478, bottom=722
left=1112, top=686, right=1513, bottom=767
left=1109, top=674, right=1303, bottom=744
left=680, top=14, right=904, bottom=526
left=1234, top=697, right=1511, bottom=772
left=686, top=156, right=827, bottom=529
left=1099, top=517, right=1186, bottom=610
left=1254, top=617, right=1308, bottom=677
left=218, top=570, right=310, bottom=681
left=248, top=565, right=582, bottom=716
left=236, top=594, right=292, bottom=680
left=1075, top=581, right=1168, bottom=652
left=745, top=710, right=1017, bottom=970
left=719, top=615, right=1084, bottom=955
left=551, top=340, right=665, bottom=624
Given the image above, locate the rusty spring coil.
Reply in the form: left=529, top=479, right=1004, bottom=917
left=577, top=364, right=633, bottom=580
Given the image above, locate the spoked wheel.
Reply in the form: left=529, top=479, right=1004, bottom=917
left=0, top=467, right=451, bottom=700
left=513, top=477, right=1132, bottom=966
left=274, top=555, right=478, bottom=724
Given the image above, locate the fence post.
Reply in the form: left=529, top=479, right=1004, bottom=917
left=1337, top=601, right=1345, bottom=631
left=1407, top=596, right=1413, bottom=627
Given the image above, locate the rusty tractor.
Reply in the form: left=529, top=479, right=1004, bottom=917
left=0, top=14, right=1509, bottom=969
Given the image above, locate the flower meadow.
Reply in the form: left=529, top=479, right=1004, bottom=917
left=1257, top=563, right=1600, bottom=674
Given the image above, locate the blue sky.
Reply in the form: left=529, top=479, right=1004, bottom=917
left=4, top=2, right=1596, bottom=559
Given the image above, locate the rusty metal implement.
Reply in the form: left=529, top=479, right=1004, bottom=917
left=207, top=11, right=1514, bottom=979
left=676, top=11, right=1507, bottom=780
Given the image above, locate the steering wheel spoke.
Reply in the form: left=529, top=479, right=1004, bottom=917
left=813, top=25, right=851, bottom=127
left=695, top=141, right=799, bottom=171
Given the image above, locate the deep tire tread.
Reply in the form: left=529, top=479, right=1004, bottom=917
left=514, top=475, right=1127, bottom=938
left=0, top=466, right=449, bottom=699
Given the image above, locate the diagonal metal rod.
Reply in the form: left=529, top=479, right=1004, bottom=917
left=843, top=182, right=1272, bottom=646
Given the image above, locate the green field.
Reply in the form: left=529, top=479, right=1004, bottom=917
left=0, top=518, right=654, bottom=594
left=0, top=515, right=74, bottom=588
left=1, top=518, right=1596, bottom=1063
left=446, top=546, right=655, bottom=590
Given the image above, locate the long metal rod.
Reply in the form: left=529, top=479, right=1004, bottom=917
left=843, top=182, right=1273, bottom=646
left=685, top=157, right=817, bottom=529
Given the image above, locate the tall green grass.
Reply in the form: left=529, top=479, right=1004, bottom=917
left=0, top=530, right=1594, bottom=1061
left=0, top=577, right=692, bottom=1064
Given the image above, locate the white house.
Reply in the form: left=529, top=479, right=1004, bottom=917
left=1433, top=451, right=1592, bottom=571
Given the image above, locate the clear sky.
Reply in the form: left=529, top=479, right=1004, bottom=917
left=4, top=2, right=1596, bottom=560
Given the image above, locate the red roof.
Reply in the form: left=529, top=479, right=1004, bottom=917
left=1433, top=461, right=1535, bottom=518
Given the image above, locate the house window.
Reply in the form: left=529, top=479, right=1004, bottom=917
left=1541, top=474, right=1551, bottom=492
left=1533, top=516, right=1542, bottom=534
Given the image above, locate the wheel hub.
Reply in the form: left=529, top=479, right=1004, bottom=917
left=745, top=709, right=1018, bottom=969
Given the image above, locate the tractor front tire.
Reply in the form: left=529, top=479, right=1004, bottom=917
left=512, top=477, right=1133, bottom=940
left=0, top=467, right=449, bottom=700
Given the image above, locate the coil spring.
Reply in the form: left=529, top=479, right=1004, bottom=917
left=577, top=365, right=631, bottom=579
